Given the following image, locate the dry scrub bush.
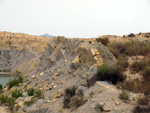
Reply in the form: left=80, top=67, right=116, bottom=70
left=96, top=37, right=110, bottom=46
left=63, top=86, right=87, bottom=110
left=87, top=65, right=126, bottom=87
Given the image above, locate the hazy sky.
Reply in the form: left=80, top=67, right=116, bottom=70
left=0, top=0, right=150, bottom=38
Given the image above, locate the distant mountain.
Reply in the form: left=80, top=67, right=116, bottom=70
left=40, top=34, right=53, bottom=38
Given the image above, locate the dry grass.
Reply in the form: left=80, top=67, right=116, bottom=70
left=108, top=41, right=150, bottom=58
left=63, top=86, right=87, bottom=110
left=133, top=96, right=150, bottom=113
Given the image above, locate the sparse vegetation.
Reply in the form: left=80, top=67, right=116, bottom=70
left=11, top=89, right=22, bottom=98
left=63, top=85, right=77, bottom=108
left=35, top=89, right=43, bottom=98
left=118, top=57, right=150, bottom=94
left=130, top=59, right=150, bottom=73
left=8, top=76, right=23, bottom=89
left=0, top=95, right=8, bottom=104
left=107, top=40, right=150, bottom=96
left=130, top=61, right=145, bottom=73
left=63, top=86, right=86, bottom=110
left=0, top=93, right=15, bottom=109
left=108, top=41, right=150, bottom=57
left=7, top=97, right=15, bottom=107
left=119, top=90, right=129, bottom=101
left=121, top=78, right=150, bottom=94
left=28, top=88, right=34, bottom=96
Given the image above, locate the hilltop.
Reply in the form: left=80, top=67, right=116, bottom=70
left=39, top=34, right=53, bottom=38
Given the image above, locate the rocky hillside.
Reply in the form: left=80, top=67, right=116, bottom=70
left=0, top=31, right=51, bottom=52
left=0, top=32, right=150, bottom=113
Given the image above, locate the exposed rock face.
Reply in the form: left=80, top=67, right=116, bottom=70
left=28, top=36, right=116, bottom=77
left=0, top=49, right=36, bottom=71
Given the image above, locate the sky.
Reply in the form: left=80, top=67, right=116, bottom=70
left=0, top=0, right=150, bottom=38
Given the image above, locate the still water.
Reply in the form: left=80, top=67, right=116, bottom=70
left=0, top=74, right=15, bottom=87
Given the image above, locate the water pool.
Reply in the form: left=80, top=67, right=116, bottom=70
left=0, top=74, right=15, bottom=87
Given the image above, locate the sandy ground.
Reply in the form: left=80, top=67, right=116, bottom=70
left=0, top=106, right=11, bottom=113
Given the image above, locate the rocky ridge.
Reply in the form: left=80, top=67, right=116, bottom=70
left=0, top=32, right=146, bottom=113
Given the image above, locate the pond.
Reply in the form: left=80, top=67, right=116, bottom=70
left=0, top=74, right=15, bottom=87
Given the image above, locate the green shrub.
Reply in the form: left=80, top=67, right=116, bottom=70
left=0, top=95, right=8, bottom=104
left=25, top=98, right=37, bottom=106
left=0, top=84, right=2, bottom=90
left=8, top=97, right=15, bottom=106
left=11, top=89, right=22, bottom=98
left=89, top=41, right=92, bottom=44
left=63, top=86, right=86, bottom=109
left=90, top=65, right=125, bottom=86
left=18, top=76, right=23, bottom=82
left=35, top=89, right=42, bottom=98
left=128, top=33, right=135, bottom=37
left=28, top=88, right=34, bottom=96
left=8, top=76, right=23, bottom=89
left=96, top=37, right=110, bottom=46
left=119, top=91, right=129, bottom=101
left=63, top=96, right=71, bottom=108
left=63, top=86, right=77, bottom=108
left=64, top=85, right=77, bottom=99
left=95, top=104, right=104, bottom=113
left=63, top=86, right=87, bottom=110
